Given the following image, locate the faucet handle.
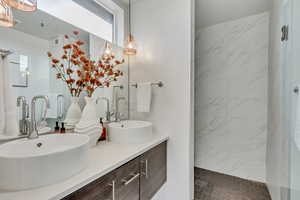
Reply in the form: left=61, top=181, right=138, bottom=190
left=57, top=95, right=65, bottom=120
left=119, top=113, right=125, bottom=120
left=26, top=103, right=30, bottom=119
left=17, top=96, right=26, bottom=107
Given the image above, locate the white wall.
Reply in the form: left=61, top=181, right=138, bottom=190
left=0, top=27, right=50, bottom=104
left=195, top=12, right=269, bottom=182
left=267, top=0, right=289, bottom=199
left=130, top=0, right=194, bottom=199
left=267, top=0, right=300, bottom=200
left=196, top=0, right=271, bottom=29
left=290, top=1, right=300, bottom=199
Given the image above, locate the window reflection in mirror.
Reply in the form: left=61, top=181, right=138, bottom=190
left=10, top=54, right=29, bottom=88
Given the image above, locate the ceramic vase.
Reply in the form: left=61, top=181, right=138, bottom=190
left=75, top=97, right=99, bottom=130
left=75, top=97, right=100, bottom=147
left=64, top=97, right=82, bottom=129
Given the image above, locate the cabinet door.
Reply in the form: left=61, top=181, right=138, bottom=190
left=115, top=157, right=140, bottom=200
left=62, top=172, right=116, bottom=200
left=140, top=142, right=167, bottom=200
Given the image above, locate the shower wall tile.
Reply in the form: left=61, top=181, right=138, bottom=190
left=195, top=12, right=269, bottom=182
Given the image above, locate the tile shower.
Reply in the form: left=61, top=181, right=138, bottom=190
left=195, top=12, right=269, bottom=183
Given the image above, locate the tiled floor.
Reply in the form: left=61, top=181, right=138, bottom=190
left=194, top=168, right=272, bottom=200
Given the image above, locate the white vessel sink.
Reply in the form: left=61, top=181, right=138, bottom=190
left=108, top=120, right=153, bottom=144
left=0, top=134, right=89, bottom=191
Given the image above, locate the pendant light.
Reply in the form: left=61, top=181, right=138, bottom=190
left=0, top=0, right=14, bottom=27
left=102, top=41, right=113, bottom=60
left=3, top=0, right=37, bottom=12
left=123, top=0, right=137, bottom=55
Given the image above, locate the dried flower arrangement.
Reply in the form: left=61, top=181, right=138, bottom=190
left=47, top=31, right=125, bottom=97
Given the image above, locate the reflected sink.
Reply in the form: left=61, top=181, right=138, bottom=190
left=108, top=120, right=153, bottom=144
left=0, top=134, right=89, bottom=191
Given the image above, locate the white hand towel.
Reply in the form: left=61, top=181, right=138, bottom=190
left=295, top=86, right=300, bottom=150
left=0, top=57, right=19, bottom=136
left=137, top=82, right=152, bottom=112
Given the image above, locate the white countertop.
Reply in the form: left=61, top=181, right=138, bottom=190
left=0, top=135, right=168, bottom=200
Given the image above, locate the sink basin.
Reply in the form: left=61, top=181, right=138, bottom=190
left=108, top=120, right=153, bottom=144
left=0, top=134, right=89, bottom=191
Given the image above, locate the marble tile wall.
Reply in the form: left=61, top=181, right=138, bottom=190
left=195, top=12, right=269, bottom=182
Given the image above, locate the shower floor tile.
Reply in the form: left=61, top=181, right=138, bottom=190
left=194, top=168, right=272, bottom=200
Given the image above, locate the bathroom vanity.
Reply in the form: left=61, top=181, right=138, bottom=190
left=0, top=1, right=169, bottom=199
left=63, top=141, right=167, bottom=200
left=0, top=136, right=168, bottom=200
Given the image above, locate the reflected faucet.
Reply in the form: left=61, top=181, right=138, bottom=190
left=115, top=97, right=126, bottom=122
left=28, top=96, right=50, bottom=139
left=96, top=97, right=111, bottom=122
left=17, top=96, right=29, bottom=135
left=57, top=94, right=65, bottom=122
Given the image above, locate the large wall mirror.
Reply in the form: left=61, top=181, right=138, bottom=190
left=0, top=0, right=129, bottom=133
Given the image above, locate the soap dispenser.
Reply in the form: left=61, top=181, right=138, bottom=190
left=54, top=121, right=60, bottom=133
left=99, top=118, right=107, bottom=141
left=60, top=122, right=66, bottom=134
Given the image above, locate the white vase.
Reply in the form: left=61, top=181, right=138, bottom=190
left=75, top=97, right=99, bottom=130
left=64, top=97, right=82, bottom=129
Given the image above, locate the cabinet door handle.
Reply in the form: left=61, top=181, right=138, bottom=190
left=122, top=173, right=140, bottom=186
left=108, top=180, right=116, bottom=200
left=141, top=159, right=149, bottom=179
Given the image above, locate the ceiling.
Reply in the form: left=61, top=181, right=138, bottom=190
left=12, top=8, right=89, bottom=43
left=196, top=0, right=271, bottom=30
left=113, top=0, right=271, bottom=30
left=11, top=0, right=270, bottom=39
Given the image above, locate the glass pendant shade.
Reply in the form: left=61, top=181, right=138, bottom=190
left=102, top=41, right=113, bottom=59
left=124, top=0, right=137, bottom=56
left=3, top=0, right=37, bottom=12
left=0, top=1, right=14, bottom=27
left=123, top=34, right=137, bottom=55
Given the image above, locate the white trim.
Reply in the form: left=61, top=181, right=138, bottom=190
left=38, top=0, right=113, bottom=43
left=94, top=0, right=125, bottom=47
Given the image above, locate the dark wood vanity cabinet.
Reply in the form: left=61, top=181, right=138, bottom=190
left=140, top=142, right=167, bottom=200
left=62, top=172, right=115, bottom=200
left=115, top=158, right=140, bottom=200
left=62, top=141, right=167, bottom=200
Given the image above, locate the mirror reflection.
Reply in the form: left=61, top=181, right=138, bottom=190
left=0, top=2, right=129, bottom=139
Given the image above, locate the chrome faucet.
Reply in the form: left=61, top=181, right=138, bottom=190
left=17, top=96, right=29, bottom=135
left=57, top=94, right=65, bottom=122
left=115, top=97, right=126, bottom=122
left=96, top=97, right=112, bottom=122
left=28, top=96, right=50, bottom=139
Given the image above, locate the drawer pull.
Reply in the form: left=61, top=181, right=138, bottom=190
left=122, top=173, right=140, bottom=186
left=141, top=159, right=149, bottom=179
left=108, top=180, right=116, bottom=200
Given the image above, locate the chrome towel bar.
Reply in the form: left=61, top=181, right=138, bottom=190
left=113, top=85, right=124, bottom=90
left=131, top=81, right=164, bottom=88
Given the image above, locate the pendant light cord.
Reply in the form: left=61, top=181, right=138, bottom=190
left=129, top=0, right=131, bottom=35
